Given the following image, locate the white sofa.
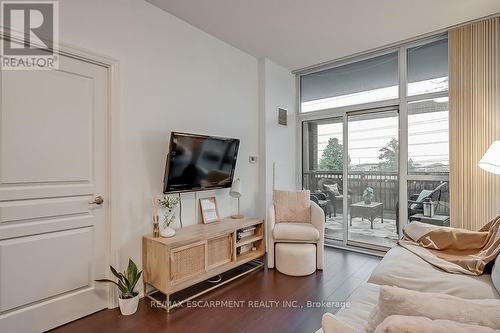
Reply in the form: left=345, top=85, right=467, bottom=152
left=317, top=245, right=500, bottom=333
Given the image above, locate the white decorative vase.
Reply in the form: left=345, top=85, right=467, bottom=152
left=118, top=294, right=139, bottom=315
left=159, top=207, right=176, bottom=237
left=160, top=226, right=176, bottom=237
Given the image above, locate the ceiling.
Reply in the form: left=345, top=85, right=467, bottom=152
left=146, top=0, right=500, bottom=70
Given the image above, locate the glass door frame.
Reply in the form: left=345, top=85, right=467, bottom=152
left=297, top=34, right=449, bottom=253
left=343, top=107, right=400, bottom=251
left=300, top=105, right=401, bottom=252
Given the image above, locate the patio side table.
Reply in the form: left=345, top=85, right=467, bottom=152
left=350, top=201, right=383, bottom=229
left=409, top=214, right=450, bottom=227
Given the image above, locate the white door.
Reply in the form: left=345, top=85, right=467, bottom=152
left=0, top=50, right=109, bottom=332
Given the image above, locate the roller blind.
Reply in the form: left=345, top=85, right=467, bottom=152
left=407, top=38, right=448, bottom=95
left=300, top=52, right=398, bottom=109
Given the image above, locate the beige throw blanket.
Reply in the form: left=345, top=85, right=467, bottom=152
left=399, top=215, right=500, bottom=275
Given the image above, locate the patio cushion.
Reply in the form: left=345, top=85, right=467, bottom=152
left=410, top=189, right=433, bottom=209
left=273, top=223, right=319, bottom=242
left=324, top=183, right=341, bottom=196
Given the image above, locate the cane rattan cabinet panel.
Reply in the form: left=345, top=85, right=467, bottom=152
left=170, top=240, right=207, bottom=285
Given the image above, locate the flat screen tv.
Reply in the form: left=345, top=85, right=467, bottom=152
left=163, top=132, right=240, bottom=193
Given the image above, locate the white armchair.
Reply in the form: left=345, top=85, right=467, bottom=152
left=267, top=191, right=325, bottom=272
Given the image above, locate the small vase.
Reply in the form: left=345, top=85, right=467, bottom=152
left=160, top=226, right=176, bottom=237
left=159, top=207, right=176, bottom=237
left=118, top=293, right=139, bottom=315
left=364, top=199, right=371, bottom=205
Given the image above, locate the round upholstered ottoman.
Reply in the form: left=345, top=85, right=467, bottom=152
left=275, top=243, right=316, bottom=276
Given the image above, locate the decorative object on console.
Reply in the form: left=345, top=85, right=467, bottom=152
left=158, top=195, right=180, bottom=237
left=230, top=178, right=244, bottom=219
left=95, top=259, right=142, bottom=316
left=237, top=243, right=254, bottom=255
left=200, top=196, right=220, bottom=223
left=236, top=226, right=255, bottom=241
left=363, top=186, right=374, bottom=205
left=151, top=198, right=160, bottom=238
left=479, top=140, right=500, bottom=174
left=152, top=215, right=160, bottom=238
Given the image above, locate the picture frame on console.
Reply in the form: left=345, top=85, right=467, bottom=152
left=200, top=197, right=220, bottom=223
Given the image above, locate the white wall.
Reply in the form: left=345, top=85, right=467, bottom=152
left=258, top=58, right=297, bottom=216
left=58, top=0, right=259, bottom=274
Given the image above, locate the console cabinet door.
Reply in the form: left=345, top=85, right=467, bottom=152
left=170, top=240, right=207, bottom=285
left=207, top=234, right=233, bottom=270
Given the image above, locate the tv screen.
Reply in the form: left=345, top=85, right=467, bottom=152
left=163, top=132, right=240, bottom=193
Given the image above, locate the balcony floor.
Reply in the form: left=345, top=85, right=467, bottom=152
left=325, top=215, right=399, bottom=248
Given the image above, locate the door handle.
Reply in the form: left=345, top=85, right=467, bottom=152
left=88, top=196, right=104, bottom=205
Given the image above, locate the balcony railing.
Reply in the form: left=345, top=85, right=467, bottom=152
left=303, top=170, right=449, bottom=214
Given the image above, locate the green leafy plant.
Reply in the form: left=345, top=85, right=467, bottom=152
left=363, top=187, right=374, bottom=202
left=95, top=259, right=142, bottom=299
left=158, top=195, right=180, bottom=228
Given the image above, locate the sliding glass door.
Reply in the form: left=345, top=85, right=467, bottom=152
left=346, top=110, right=399, bottom=248
left=302, top=117, right=344, bottom=241
left=302, top=109, right=400, bottom=249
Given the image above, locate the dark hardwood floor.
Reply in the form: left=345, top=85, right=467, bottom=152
left=52, top=248, right=380, bottom=333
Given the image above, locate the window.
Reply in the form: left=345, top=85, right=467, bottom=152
left=300, top=36, right=450, bottom=250
left=407, top=39, right=448, bottom=96
left=405, top=39, right=449, bottom=226
left=300, top=52, right=398, bottom=112
left=408, top=98, right=449, bottom=173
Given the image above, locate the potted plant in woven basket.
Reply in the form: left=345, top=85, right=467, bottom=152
left=95, top=259, right=142, bottom=315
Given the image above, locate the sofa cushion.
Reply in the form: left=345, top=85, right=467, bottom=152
left=273, top=190, right=310, bottom=223
left=272, top=223, right=319, bottom=242
left=334, top=283, right=380, bottom=333
left=322, top=313, right=355, bottom=333
left=493, top=255, right=500, bottom=294
left=367, top=286, right=500, bottom=331
left=368, top=246, right=500, bottom=299
left=374, top=315, right=498, bottom=333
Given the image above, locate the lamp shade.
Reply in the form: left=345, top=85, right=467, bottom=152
left=229, top=178, right=242, bottom=198
left=478, top=141, right=500, bottom=174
